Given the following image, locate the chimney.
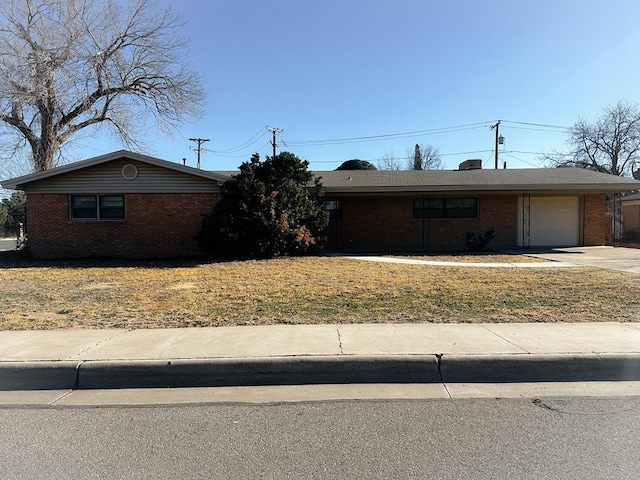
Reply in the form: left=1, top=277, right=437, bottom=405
left=458, top=159, right=482, bottom=171
left=182, top=158, right=187, bottom=166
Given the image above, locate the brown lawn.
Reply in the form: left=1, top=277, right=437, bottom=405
left=0, top=254, right=638, bottom=330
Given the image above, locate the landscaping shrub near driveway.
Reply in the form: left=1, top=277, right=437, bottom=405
left=0, top=255, right=638, bottom=330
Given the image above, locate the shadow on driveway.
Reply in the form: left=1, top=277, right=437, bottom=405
left=519, top=246, right=640, bottom=274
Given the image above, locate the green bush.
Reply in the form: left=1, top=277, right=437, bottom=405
left=197, top=152, right=329, bottom=260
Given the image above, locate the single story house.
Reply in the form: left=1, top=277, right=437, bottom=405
left=2, top=151, right=639, bottom=258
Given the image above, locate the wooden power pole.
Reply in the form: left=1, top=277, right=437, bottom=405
left=188, top=138, right=210, bottom=169
left=267, top=127, right=283, bottom=159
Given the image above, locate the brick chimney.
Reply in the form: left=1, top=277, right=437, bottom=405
left=458, top=159, right=482, bottom=170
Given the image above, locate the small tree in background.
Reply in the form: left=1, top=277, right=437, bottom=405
left=336, top=159, right=377, bottom=170
left=378, top=151, right=403, bottom=171
left=1, top=191, right=25, bottom=235
left=197, top=152, right=328, bottom=260
left=408, top=144, right=442, bottom=170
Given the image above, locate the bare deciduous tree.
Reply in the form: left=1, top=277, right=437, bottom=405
left=407, top=143, right=442, bottom=170
left=377, top=151, right=402, bottom=171
left=0, top=0, right=205, bottom=172
left=550, top=100, right=640, bottom=177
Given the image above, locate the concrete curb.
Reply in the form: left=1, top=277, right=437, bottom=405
left=0, top=361, right=79, bottom=390
left=76, top=356, right=440, bottom=389
left=2, top=354, right=640, bottom=390
left=440, top=354, right=640, bottom=383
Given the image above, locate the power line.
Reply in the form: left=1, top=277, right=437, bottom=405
left=207, top=119, right=570, bottom=161
left=210, top=141, right=272, bottom=158
left=502, top=151, right=545, bottom=168
left=501, top=120, right=570, bottom=130
left=286, top=122, right=491, bottom=146
left=211, top=126, right=270, bottom=154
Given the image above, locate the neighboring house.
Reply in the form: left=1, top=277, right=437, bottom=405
left=2, top=151, right=640, bottom=258
left=622, top=192, right=640, bottom=238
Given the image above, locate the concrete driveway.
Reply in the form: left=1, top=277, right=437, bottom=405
left=524, top=246, right=640, bottom=274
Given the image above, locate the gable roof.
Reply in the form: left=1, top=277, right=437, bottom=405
left=4, top=150, right=639, bottom=195
left=312, top=168, right=640, bottom=194
left=1, top=150, right=231, bottom=190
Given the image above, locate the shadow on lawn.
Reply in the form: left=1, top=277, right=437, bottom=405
left=0, top=250, right=217, bottom=269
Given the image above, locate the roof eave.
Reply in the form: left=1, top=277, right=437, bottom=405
left=0, top=150, right=231, bottom=190
left=322, top=184, right=639, bottom=194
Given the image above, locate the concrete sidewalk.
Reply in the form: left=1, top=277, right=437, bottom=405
left=1, top=323, right=640, bottom=390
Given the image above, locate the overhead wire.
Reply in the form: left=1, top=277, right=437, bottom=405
left=500, top=120, right=570, bottom=130
left=208, top=120, right=569, bottom=162
left=210, top=126, right=270, bottom=154
left=501, top=151, right=545, bottom=168
left=285, top=122, right=491, bottom=146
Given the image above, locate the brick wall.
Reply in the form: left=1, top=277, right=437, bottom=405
left=26, top=193, right=220, bottom=258
left=583, top=194, right=606, bottom=245
left=623, top=202, right=640, bottom=232
left=335, top=194, right=518, bottom=252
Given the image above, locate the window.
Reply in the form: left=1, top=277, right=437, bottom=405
left=413, top=197, right=477, bottom=219
left=70, top=195, right=125, bottom=220
left=323, top=200, right=342, bottom=220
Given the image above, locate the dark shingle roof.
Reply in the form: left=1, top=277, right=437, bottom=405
left=311, top=168, right=640, bottom=194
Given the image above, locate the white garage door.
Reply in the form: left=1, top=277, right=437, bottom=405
left=518, top=196, right=581, bottom=246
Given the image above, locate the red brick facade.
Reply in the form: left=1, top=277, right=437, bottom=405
left=326, top=193, right=607, bottom=252
left=26, top=191, right=608, bottom=258
left=583, top=194, right=606, bottom=245
left=26, top=193, right=220, bottom=258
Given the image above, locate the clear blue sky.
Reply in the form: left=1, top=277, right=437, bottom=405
left=83, top=0, right=640, bottom=171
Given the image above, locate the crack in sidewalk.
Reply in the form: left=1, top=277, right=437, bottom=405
left=64, top=330, right=132, bottom=361
left=480, top=325, right=531, bottom=354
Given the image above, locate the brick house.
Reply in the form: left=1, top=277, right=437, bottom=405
left=316, top=163, right=640, bottom=252
left=1, top=151, right=226, bottom=258
left=2, top=150, right=640, bottom=258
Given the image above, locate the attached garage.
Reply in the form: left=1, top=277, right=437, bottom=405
left=518, top=196, right=581, bottom=247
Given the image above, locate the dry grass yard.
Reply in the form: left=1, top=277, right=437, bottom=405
left=0, top=254, right=638, bottom=330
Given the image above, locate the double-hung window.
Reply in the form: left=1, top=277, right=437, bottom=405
left=413, top=197, right=478, bottom=219
left=70, top=195, right=125, bottom=220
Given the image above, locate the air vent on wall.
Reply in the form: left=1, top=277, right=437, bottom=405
left=122, top=164, right=138, bottom=180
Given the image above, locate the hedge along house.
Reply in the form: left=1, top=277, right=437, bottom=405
left=2, top=151, right=640, bottom=258
left=316, top=159, right=640, bottom=252
left=1, top=151, right=227, bottom=258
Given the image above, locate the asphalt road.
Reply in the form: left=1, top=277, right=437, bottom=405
left=1, top=396, right=638, bottom=479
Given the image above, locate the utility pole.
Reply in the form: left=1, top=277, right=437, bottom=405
left=188, top=137, right=210, bottom=169
left=490, top=121, right=502, bottom=169
left=267, top=126, right=283, bottom=159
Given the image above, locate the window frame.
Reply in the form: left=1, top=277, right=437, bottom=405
left=323, top=199, right=343, bottom=221
left=69, top=194, right=125, bottom=221
left=413, top=197, right=478, bottom=219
